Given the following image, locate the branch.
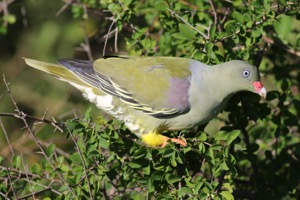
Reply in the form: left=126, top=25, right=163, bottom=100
left=0, top=112, right=64, bottom=133
left=0, top=165, right=62, bottom=183
left=208, top=0, right=218, bottom=26
left=0, top=117, right=14, bottom=156
left=0, top=0, right=15, bottom=13
left=262, top=35, right=300, bottom=57
left=102, top=8, right=124, bottom=56
left=0, top=191, right=11, bottom=200
left=56, top=0, right=73, bottom=17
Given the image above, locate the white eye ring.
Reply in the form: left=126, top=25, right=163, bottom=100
left=243, top=70, right=250, bottom=77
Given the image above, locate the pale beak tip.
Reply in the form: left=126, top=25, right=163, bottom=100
left=252, top=81, right=267, bottom=99
left=259, top=87, right=267, bottom=99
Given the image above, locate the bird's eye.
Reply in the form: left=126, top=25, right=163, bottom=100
left=243, top=70, right=250, bottom=77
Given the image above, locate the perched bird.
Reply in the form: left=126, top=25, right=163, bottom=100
left=25, top=56, right=266, bottom=147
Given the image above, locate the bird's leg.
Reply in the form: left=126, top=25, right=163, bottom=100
left=141, top=132, right=187, bottom=147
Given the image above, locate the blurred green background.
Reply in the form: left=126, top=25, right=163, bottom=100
left=0, top=0, right=101, bottom=162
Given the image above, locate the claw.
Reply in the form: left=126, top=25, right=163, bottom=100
left=161, top=136, right=187, bottom=147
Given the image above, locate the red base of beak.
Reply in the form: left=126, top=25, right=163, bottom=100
left=252, top=81, right=267, bottom=98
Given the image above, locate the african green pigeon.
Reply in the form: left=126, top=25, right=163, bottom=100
left=24, top=57, right=266, bottom=147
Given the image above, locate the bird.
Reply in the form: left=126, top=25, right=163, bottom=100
left=24, top=56, right=266, bottom=147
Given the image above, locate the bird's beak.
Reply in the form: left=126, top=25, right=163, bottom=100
left=252, top=81, right=267, bottom=98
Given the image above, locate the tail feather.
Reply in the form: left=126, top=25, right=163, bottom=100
left=24, top=58, right=89, bottom=87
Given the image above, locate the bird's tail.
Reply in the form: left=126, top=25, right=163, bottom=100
left=24, top=58, right=88, bottom=86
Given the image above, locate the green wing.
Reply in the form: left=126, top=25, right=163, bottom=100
left=93, top=56, right=192, bottom=118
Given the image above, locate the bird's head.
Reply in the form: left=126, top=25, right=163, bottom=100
left=217, top=60, right=267, bottom=98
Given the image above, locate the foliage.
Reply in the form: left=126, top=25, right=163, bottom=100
left=0, top=0, right=299, bottom=199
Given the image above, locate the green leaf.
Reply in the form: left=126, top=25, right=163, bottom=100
left=4, top=14, right=16, bottom=24
left=123, top=0, right=133, bottom=7
left=171, top=152, right=177, bottom=167
left=128, top=161, right=142, bottom=169
left=178, top=23, right=196, bottom=39
left=99, top=137, right=109, bottom=149
left=223, top=183, right=233, bottom=193
left=215, top=131, right=228, bottom=141
left=198, top=132, right=207, bottom=141
left=133, top=148, right=147, bottom=159
left=31, top=163, right=42, bottom=174
left=46, top=144, right=56, bottom=157
left=220, top=191, right=234, bottom=200
left=219, top=161, right=229, bottom=171
left=211, top=144, right=223, bottom=150
left=165, top=173, right=181, bottom=184
left=84, top=107, right=92, bottom=121
left=277, top=0, right=286, bottom=6
left=274, top=15, right=292, bottom=39
left=286, top=9, right=298, bottom=16
left=232, top=11, right=243, bottom=24
left=177, top=187, right=193, bottom=196
left=251, top=29, right=262, bottom=38
left=193, top=182, right=203, bottom=194
left=147, top=179, right=155, bottom=192
left=209, top=25, right=216, bottom=40
left=163, top=148, right=174, bottom=157
left=143, top=163, right=151, bottom=175
left=69, top=153, right=82, bottom=164
left=226, top=130, right=240, bottom=145
left=263, top=0, right=271, bottom=11
left=207, top=148, right=215, bottom=165
left=233, top=0, right=242, bottom=6
left=13, top=155, right=21, bottom=168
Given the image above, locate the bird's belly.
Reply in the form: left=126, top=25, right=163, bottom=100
left=166, top=99, right=229, bottom=130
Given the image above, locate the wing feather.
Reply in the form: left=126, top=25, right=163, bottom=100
left=59, top=57, right=192, bottom=118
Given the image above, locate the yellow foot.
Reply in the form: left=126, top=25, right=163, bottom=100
left=141, top=132, right=187, bottom=147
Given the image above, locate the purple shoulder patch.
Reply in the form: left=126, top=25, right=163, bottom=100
left=166, top=77, right=191, bottom=111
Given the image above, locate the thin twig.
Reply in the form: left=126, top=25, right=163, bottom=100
left=0, top=165, right=62, bottom=184
left=0, top=117, right=14, bottom=156
left=220, top=8, right=230, bottom=25
left=208, top=0, right=217, bottom=26
left=0, top=113, right=63, bottom=133
left=20, top=152, right=36, bottom=200
left=114, top=26, right=119, bottom=53
left=103, top=9, right=125, bottom=56
left=0, top=0, right=15, bottom=13
left=0, top=191, right=11, bottom=200
left=56, top=0, right=73, bottom=17
left=6, top=168, right=18, bottom=200
left=0, top=165, right=63, bottom=196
